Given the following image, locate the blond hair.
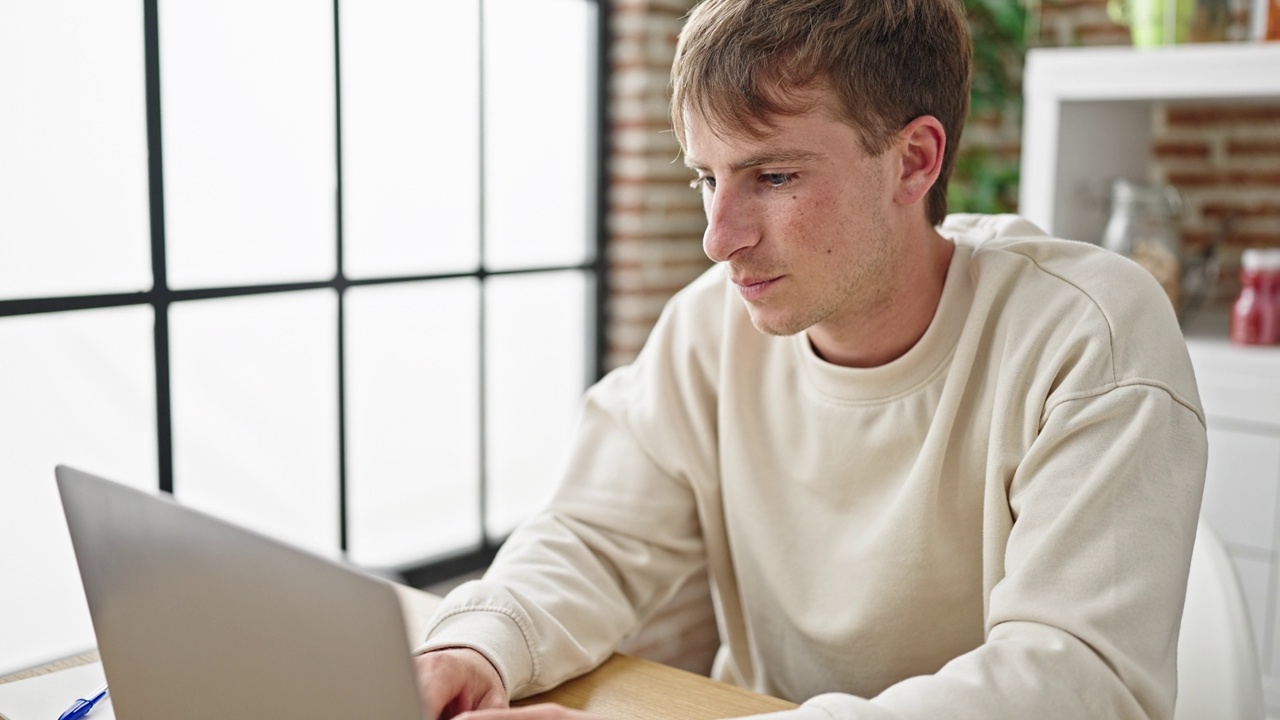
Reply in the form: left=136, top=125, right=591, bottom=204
left=671, top=0, right=972, bottom=225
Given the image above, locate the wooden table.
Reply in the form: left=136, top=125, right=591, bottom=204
left=1, top=584, right=795, bottom=720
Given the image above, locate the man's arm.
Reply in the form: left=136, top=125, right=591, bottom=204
left=411, top=273, right=724, bottom=710
left=410, top=269, right=726, bottom=715
left=415, top=383, right=710, bottom=694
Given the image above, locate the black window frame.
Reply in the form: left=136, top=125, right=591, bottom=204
left=0, top=0, right=611, bottom=586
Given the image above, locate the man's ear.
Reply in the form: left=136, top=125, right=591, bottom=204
left=893, top=115, right=946, bottom=207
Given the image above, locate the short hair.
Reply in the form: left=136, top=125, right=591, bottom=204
left=671, top=0, right=973, bottom=226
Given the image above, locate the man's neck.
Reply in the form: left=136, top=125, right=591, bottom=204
left=806, top=227, right=955, bottom=368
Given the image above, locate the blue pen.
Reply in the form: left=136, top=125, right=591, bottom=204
left=56, top=683, right=108, bottom=720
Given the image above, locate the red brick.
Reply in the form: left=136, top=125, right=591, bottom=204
left=611, top=206, right=704, bottom=220
left=1042, top=0, right=1108, bottom=9
left=1075, top=24, right=1131, bottom=44
left=609, top=173, right=695, bottom=189
left=611, top=56, right=681, bottom=73
left=1227, top=139, right=1280, bottom=156
left=1181, top=230, right=1212, bottom=248
left=660, top=255, right=711, bottom=270
left=1185, top=229, right=1280, bottom=248
left=1154, top=140, right=1211, bottom=160
left=1164, top=170, right=1280, bottom=187
left=609, top=259, right=644, bottom=273
left=1201, top=202, right=1280, bottom=219
left=610, top=279, right=700, bottom=298
left=610, top=231, right=703, bottom=243
left=1166, top=106, right=1280, bottom=127
left=607, top=278, right=694, bottom=299
left=1229, top=233, right=1280, bottom=248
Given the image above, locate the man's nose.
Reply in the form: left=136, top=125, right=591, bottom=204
left=702, top=187, right=759, bottom=263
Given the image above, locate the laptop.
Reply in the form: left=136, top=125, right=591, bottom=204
left=56, top=465, right=426, bottom=720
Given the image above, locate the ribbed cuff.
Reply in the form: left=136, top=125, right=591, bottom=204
left=413, top=608, right=537, bottom=697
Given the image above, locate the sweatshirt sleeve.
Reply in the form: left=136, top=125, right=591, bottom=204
left=415, top=273, right=724, bottom=699
left=744, top=381, right=1208, bottom=720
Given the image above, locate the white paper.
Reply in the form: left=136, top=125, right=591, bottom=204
left=0, top=661, right=113, bottom=720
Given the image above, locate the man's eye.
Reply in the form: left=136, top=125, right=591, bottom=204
left=690, top=176, right=716, bottom=191
left=761, top=173, right=793, bottom=187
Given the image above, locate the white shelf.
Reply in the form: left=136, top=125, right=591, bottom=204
left=1024, top=42, right=1280, bottom=102
left=1018, top=42, right=1280, bottom=244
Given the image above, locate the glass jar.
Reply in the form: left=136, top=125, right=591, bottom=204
left=1189, top=0, right=1230, bottom=41
left=1101, top=179, right=1184, bottom=312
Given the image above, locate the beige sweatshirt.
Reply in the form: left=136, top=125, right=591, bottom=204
left=420, top=214, right=1208, bottom=719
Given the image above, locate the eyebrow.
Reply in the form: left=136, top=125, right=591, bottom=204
left=683, top=149, right=824, bottom=172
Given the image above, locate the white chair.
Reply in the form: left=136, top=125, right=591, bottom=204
left=1176, top=520, right=1265, bottom=720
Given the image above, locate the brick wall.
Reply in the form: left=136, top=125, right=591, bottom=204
left=604, top=0, right=1280, bottom=675
left=605, top=0, right=719, bottom=674
left=606, top=0, right=710, bottom=371
left=1152, top=104, right=1280, bottom=304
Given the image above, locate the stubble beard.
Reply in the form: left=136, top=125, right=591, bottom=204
left=743, top=224, right=898, bottom=339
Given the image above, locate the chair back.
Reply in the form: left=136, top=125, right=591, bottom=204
left=1176, top=520, right=1265, bottom=720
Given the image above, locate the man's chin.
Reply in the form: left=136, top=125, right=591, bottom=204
left=745, top=308, right=807, bottom=338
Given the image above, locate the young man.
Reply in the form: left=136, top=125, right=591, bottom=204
left=412, top=1, right=1207, bottom=718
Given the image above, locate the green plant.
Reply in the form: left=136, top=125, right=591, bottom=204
left=948, top=0, right=1037, bottom=216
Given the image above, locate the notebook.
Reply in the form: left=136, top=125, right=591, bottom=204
left=0, top=660, right=111, bottom=720
left=56, top=465, right=426, bottom=720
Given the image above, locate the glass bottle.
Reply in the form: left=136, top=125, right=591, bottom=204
left=1270, top=251, right=1280, bottom=341
left=1102, top=179, right=1184, bottom=312
left=1230, top=249, right=1280, bottom=346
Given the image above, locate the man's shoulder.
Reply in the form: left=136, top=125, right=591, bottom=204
left=946, top=213, right=1129, bottom=274
left=943, top=213, right=1167, bottom=318
left=943, top=213, right=1198, bottom=405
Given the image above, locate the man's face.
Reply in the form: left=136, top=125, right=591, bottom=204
left=683, top=101, right=904, bottom=340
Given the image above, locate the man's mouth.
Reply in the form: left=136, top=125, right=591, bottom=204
left=733, top=275, right=783, bottom=302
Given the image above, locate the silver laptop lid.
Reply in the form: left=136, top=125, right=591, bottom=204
left=56, top=465, right=424, bottom=720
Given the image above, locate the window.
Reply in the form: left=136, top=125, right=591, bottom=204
left=0, top=0, right=606, bottom=674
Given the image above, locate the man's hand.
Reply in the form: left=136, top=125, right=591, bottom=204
left=457, top=704, right=606, bottom=719
left=414, top=648, right=509, bottom=719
